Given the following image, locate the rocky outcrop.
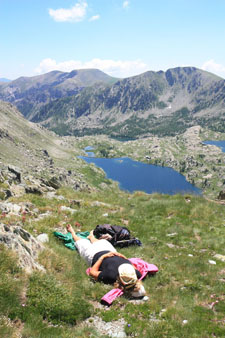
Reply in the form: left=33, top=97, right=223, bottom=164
left=8, top=165, right=22, bottom=183
left=0, top=223, right=45, bottom=273
left=0, top=162, right=91, bottom=200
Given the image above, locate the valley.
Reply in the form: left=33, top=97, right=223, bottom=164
left=2, top=1, right=225, bottom=336
left=0, top=68, right=225, bottom=337
left=1, top=99, right=225, bottom=200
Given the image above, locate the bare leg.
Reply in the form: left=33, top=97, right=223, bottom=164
left=87, top=230, right=99, bottom=243
left=67, top=224, right=82, bottom=242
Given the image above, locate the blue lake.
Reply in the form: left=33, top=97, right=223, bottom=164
left=203, top=140, right=225, bottom=153
left=80, top=155, right=201, bottom=195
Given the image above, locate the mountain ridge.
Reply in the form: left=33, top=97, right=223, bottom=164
left=1, top=66, right=225, bottom=138
left=35, top=67, right=225, bottom=137
left=0, top=69, right=117, bottom=120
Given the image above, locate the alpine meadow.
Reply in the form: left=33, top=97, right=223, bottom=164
left=0, top=1, right=225, bottom=337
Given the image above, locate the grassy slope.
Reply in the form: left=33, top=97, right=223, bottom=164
left=1, top=185, right=225, bottom=337
left=0, top=101, right=67, bottom=165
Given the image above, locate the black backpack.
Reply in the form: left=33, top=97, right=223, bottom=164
left=93, top=224, right=142, bottom=247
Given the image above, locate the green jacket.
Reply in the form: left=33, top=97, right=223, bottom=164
left=54, top=231, right=90, bottom=250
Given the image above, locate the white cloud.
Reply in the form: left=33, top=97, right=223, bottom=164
left=123, top=1, right=130, bottom=9
left=34, top=59, right=83, bottom=74
left=34, top=58, right=149, bottom=78
left=89, top=14, right=100, bottom=21
left=201, top=59, right=225, bottom=78
left=48, top=1, right=87, bottom=22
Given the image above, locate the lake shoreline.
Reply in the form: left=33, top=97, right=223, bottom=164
left=80, top=155, right=201, bottom=196
left=77, top=126, right=225, bottom=199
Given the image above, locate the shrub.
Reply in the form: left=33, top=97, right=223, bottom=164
left=27, top=272, right=92, bottom=325
left=0, top=244, right=23, bottom=319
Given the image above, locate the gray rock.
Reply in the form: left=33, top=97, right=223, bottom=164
left=47, top=176, right=61, bottom=189
left=0, top=223, right=45, bottom=273
left=91, top=201, right=112, bottom=207
left=218, top=190, right=225, bottom=200
left=8, top=165, right=22, bottom=183
left=0, top=202, right=21, bottom=214
left=60, top=206, right=77, bottom=214
left=69, top=199, right=82, bottom=207
left=13, top=228, right=31, bottom=241
left=0, top=171, right=5, bottom=183
left=10, top=184, right=25, bottom=197
left=0, top=189, right=12, bottom=200
left=45, top=191, right=65, bottom=200
left=37, top=233, right=49, bottom=243
left=43, top=149, right=49, bottom=157
left=25, top=185, right=43, bottom=195
left=214, top=254, right=225, bottom=262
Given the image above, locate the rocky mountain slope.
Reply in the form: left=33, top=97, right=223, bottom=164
left=31, top=67, right=225, bottom=137
left=1, top=67, right=225, bottom=138
left=1, top=99, right=225, bottom=199
left=0, top=100, right=95, bottom=200
left=0, top=69, right=117, bottom=121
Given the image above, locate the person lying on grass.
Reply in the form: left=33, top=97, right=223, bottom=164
left=67, top=224, right=146, bottom=298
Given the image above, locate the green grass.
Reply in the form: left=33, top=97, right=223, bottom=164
left=26, top=272, right=92, bottom=325
left=0, top=244, right=26, bottom=337
left=1, top=187, right=225, bottom=337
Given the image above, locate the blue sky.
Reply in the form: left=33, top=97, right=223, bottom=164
left=1, top=0, right=225, bottom=79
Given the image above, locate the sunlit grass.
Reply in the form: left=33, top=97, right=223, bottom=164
left=1, top=186, right=225, bottom=337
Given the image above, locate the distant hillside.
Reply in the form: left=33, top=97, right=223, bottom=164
left=33, top=67, right=225, bottom=137
left=0, top=69, right=117, bottom=120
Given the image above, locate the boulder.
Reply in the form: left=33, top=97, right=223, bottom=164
left=10, top=184, right=26, bottom=197
left=8, top=165, right=22, bottom=183
left=25, top=185, right=43, bottom=195
left=43, top=149, right=49, bottom=157
left=218, top=190, right=225, bottom=200
left=0, top=189, right=12, bottom=200
left=37, top=233, right=49, bottom=243
left=70, top=199, right=82, bottom=207
left=43, top=176, right=61, bottom=189
left=0, top=202, right=21, bottom=214
left=60, top=206, right=77, bottom=214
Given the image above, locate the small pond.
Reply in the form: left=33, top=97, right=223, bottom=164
left=84, top=146, right=95, bottom=157
left=80, top=153, right=201, bottom=195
